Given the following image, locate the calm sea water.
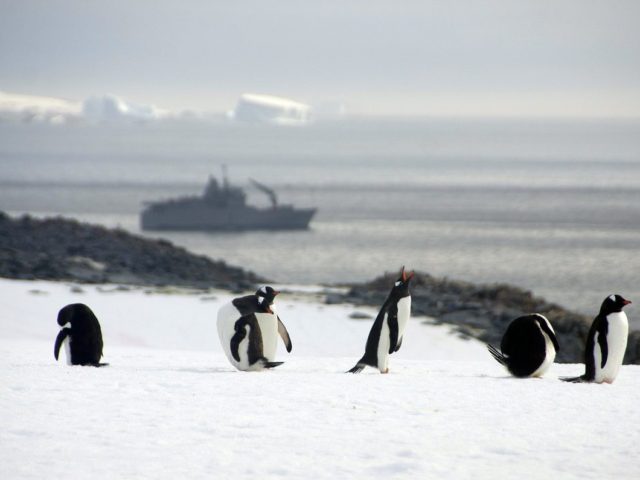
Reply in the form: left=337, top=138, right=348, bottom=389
left=1, top=118, right=639, bottom=319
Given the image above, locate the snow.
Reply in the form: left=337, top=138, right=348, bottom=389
left=1, top=279, right=639, bottom=479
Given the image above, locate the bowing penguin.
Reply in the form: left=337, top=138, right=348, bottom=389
left=561, top=294, right=631, bottom=384
left=348, top=267, right=413, bottom=374
left=54, top=303, right=107, bottom=367
left=217, top=286, right=293, bottom=371
left=487, top=314, right=559, bottom=377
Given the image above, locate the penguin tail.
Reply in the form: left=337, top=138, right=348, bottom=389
left=347, top=362, right=366, bottom=374
left=487, top=344, right=507, bottom=366
left=259, top=358, right=284, bottom=369
left=560, top=375, right=588, bottom=383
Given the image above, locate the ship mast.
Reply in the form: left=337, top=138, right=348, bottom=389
left=250, top=178, right=278, bottom=208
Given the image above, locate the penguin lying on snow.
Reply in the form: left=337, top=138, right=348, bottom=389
left=487, top=314, right=559, bottom=378
left=217, top=286, right=293, bottom=371
left=54, top=303, right=107, bottom=367
left=348, top=267, right=413, bottom=374
left=561, top=294, right=631, bottom=384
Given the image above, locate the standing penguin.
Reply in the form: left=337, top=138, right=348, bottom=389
left=487, top=314, right=560, bottom=378
left=561, top=294, right=631, bottom=384
left=54, top=303, right=106, bottom=367
left=217, top=286, right=293, bottom=371
left=348, top=267, right=413, bottom=374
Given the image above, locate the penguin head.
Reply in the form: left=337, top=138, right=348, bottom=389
left=391, top=266, right=414, bottom=298
left=600, top=294, right=632, bottom=315
left=255, top=286, right=280, bottom=313
left=56, top=303, right=95, bottom=327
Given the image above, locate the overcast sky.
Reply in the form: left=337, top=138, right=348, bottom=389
left=1, top=0, right=639, bottom=117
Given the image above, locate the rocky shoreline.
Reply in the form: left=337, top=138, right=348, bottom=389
left=0, top=212, right=263, bottom=291
left=2, top=212, right=638, bottom=364
left=334, top=271, right=640, bottom=365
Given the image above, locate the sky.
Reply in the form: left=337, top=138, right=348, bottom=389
left=1, top=0, right=639, bottom=117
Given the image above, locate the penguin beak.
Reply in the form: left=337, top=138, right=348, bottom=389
left=273, top=290, right=280, bottom=296
left=623, top=299, right=632, bottom=306
left=401, top=268, right=414, bottom=282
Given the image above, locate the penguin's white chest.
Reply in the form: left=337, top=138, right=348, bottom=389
left=255, top=312, right=278, bottom=360
left=594, top=312, right=628, bottom=383
left=531, top=330, right=556, bottom=377
left=396, top=296, right=411, bottom=339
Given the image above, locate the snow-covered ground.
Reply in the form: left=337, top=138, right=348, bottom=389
left=1, top=279, right=638, bottom=479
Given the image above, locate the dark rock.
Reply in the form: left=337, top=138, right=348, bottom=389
left=333, top=270, right=640, bottom=365
left=349, top=311, right=373, bottom=320
left=0, top=213, right=264, bottom=291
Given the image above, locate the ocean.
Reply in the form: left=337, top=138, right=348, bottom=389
left=1, top=117, right=639, bottom=318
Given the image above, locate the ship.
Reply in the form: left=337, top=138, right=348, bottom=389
left=140, top=173, right=316, bottom=231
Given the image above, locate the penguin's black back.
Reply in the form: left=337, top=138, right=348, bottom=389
left=58, top=303, right=104, bottom=365
left=500, top=315, right=547, bottom=377
left=232, top=295, right=261, bottom=316
left=583, top=314, right=607, bottom=381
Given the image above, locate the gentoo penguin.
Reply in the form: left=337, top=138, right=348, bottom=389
left=561, top=294, right=631, bottom=384
left=348, top=267, right=413, bottom=374
left=217, top=286, right=293, bottom=371
left=487, top=314, right=560, bottom=378
left=54, top=303, right=107, bottom=367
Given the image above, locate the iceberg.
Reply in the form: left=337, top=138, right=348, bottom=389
left=230, top=93, right=312, bottom=125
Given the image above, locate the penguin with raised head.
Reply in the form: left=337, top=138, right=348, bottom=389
left=54, top=303, right=107, bottom=367
left=561, top=294, right=631, bottom=384
left=217, top=286, right=293, bottom=371
left=348, top=267, right=413, bottom=374
left=487, top=314, right=560, bottom=378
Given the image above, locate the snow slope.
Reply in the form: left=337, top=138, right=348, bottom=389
left=1, top=279, right=638, bottom=479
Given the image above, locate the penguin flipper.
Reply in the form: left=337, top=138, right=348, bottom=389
left=54, top=328, right=70, bottom=361
left=597, top=322, right=609, bottom=369
left=388, top=310, right=399, bottom=354
left=230, top=322, right=247, bottom=362
left=394, top=336, right=403, bottom=353
left=487, top=344, right=507, bottom=366
left=277, top=316, right=293, bottom=353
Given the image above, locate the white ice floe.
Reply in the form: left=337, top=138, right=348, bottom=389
left=0, top=279, right=638, bottom=480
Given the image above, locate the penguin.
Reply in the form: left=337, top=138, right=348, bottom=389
left=54, top=303, right=107, bottom=367
left=561, top=294, right=631, bottom=384
left=348, top=267, right=413, bottom=374
left=487, top=314, right=560, bottom=378
left=217, top=286, right=293, bottom=371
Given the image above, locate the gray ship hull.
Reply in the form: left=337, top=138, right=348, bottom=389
left=141, top=204, right=316, bottom=231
